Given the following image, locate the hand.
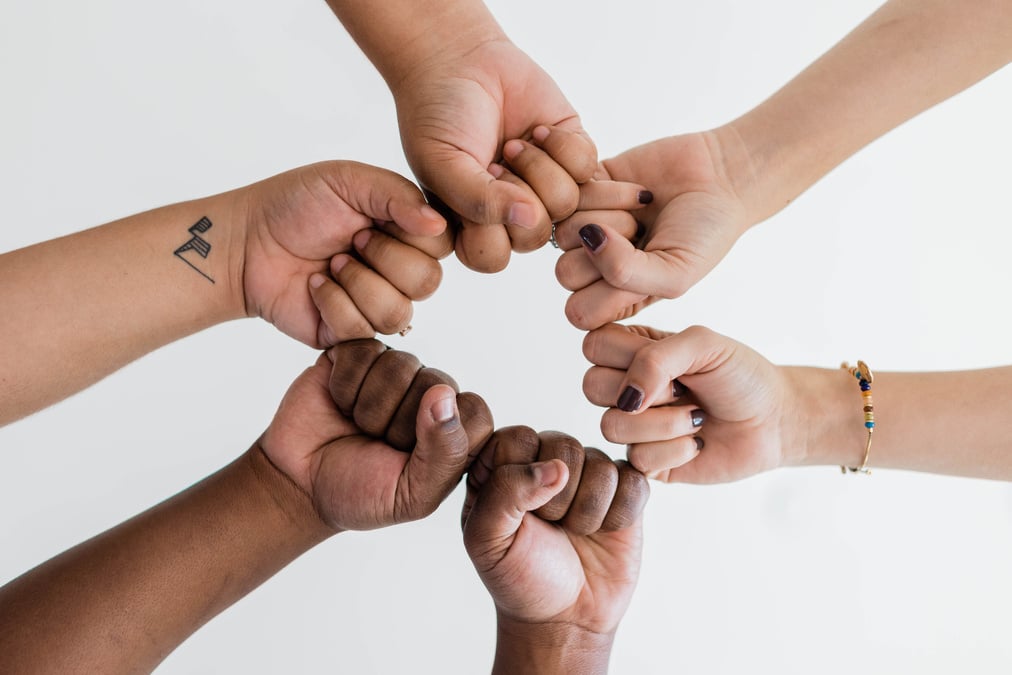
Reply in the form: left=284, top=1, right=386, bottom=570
left=583, top=323, right=797, bottom=484
left=242, top=161, right=453, bottom=347
left=554, top=131, right=754, bottom=329
left=462, top=427, right=648, bottom=641
left=260, top=342, right=493, bottom=532
left=392, top=39, right=597, bottom=272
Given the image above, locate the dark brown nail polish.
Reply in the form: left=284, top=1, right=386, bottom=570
left=690, top=409, right=705, bottom=428
left=579, top=223, right=606, bottom=252
left=672, top=379, right=687, bottom=398
left=617, top=385, right=644, bottom=413
left=638, top=190, right=654, bottom=204
left=694, top=436, right=705, bottom=451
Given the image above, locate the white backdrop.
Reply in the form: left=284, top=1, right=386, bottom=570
left=3, top=1, right=1012, bottom=673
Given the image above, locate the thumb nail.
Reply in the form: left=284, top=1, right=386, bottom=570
left=532, top=460, right=562, bottom=488
left=431, top=394, right=458, bottom=424
left=508, top=202, right=537, bottom=229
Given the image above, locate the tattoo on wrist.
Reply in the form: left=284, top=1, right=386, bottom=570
left=173, top=216, right=215, bottom=283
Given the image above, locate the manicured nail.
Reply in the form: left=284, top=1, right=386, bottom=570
left=694, top=436, right=705, bottom=451
left=672, top=379, right=687, bottom=398
left=638, top=190, right=654, bottom=204
left=533, top=460, right=562, bottom=487
left=432, top=395, right=458, bottom=424
left=579, top=224, right=607, bottom=252
left=532, top=125, right=550, bottom=143
left=690, top=409, right=706, bottom=428
left=617, top=385, right=644, bottom=413
left=353, top=229, right=372, bottom=250
left=308, top=273, right=327, bottom=290
left=508, top=202, right=538, bottom=229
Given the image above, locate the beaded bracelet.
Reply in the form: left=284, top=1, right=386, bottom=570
left=840, top=360, right=874, bottom=475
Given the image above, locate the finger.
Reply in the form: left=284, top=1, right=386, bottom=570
left=455, top=221, right=513, bottom=273
left=530, top=124, right=597, bottom=183
left=560, top=447, right=619, bottom=536
left=554, top=211, right=640, bottom=252
left=601, top=460, right=650, bottom=532
left=417, top=153, right=541, bottom=229
left=385, top=367, right=460, bottom=452
left=555, top=248, right=602, bottom=292
left=564, top=280, right=651, bottom=331
left=352, top=349, right=423, bottom=437
left=327, top=338, right=388, bottom=417
left=574, top=223, right=698, bottom=299
left=628, top=436, right=704, bottom=476
left=353, top=229, right=443, bottom=300
left=601, top=405, right=706, bottom=444
left=374, top=219, right=455, bottom=260
left=584, top=366, right=688, bottom=409
left=577, top=180, right=653, bottom=212
left=462, top=459, right=569, bottom=564
left=619, top=325, right=731, bottom=410
left=458, top=392, right=495, bottom=459
left=487, top=164, right=552, bottom=252
left=398, top=385, right=475, bottom=521
left=534, top=431, right=585, bottom=522
left=308, top=273, right=375, bottom=347
left=331, top=255, right=413, bottom=335
left=328, top=161, right=446, bottom=237
left=463, top=424, right=538, bottom=527
left=582, top=323, right=655, bottom=368
left=501, top=139, right=579, bottom=222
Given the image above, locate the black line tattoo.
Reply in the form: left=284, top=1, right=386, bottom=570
left=173, top=217, right=215, bottom=283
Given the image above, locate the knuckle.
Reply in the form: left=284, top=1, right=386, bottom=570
left=377, top=300, right=413, bottom=335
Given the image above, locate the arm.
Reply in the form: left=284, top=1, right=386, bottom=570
left=582, top=323, right=1012, bottom=483
left=325, top=0, right=597, bottom=272
left=554, top=0, right=1012, bottom=329
left=463, top=427, right=649, bottom=674
left=0, top=346, right=493, bottom=672
left=1, top=160, right=447, bottom=426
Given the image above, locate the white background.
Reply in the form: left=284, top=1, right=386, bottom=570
left=3, top=1, right=1012, bottom=673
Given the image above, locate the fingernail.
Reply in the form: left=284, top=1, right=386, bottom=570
left=353, top=229, right=372, bottom=250
left=691, top=409, right=706, bottom=428
left=694, top=436, right=705, bottom=451
left=617, top=385, right=644, bottom=413
left=579, top=224, right=606, bottom=252
left=330, top=255, right=350, bottom=275
left=487, top=162, right=505, bottom=179
left=422, top=187, right=461, bottom=228
left=432, top=395, right=458, bottom=424
left=533, top=460, right=561, bottom=487
left=420, top=204, right=443, bottom=222
left=508, top=202, right=537, bottom=229
left=503, top=139, right=524, bottom=160
left=532, top=125, right=550, bottom=143
left=309, top=273, right=327, bottom=290
left=638, top=190, right=654, bottom=204
left=672, top=379, right=687, bottom=398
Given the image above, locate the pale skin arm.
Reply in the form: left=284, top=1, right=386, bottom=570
left=553, top=0, right=1012, bottom=328
left=0, top=161, right=448, bottom=426
left=0, top=349, right=493, bottom=672
left=583, top=324, right=1012, bottom=483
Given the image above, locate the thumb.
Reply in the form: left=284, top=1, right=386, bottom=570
left=462, top=460, right=568, bottom=567
left=418, top=151, right=541, bottom=229
left=396, top=384, right=473, bottom=521
left=328, top=161, right=447, bottom=237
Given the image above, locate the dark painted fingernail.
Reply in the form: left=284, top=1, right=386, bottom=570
left=694, top=436, right=705, bottom=451
left=579, top=223, right=607, bottom=252
left=690, top=409, right=705, bottom=428
left=638, top=190, right=654, bottom=204
left=672, top=379, right=687, bottom=398
left=617, top=385, right=644, bottom=412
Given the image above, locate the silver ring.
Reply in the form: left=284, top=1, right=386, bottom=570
left=549, top=223, right=560, bottom=249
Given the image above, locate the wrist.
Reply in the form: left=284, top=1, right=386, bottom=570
left=493, top=613, right=614, bottom=675
left=781, top=366, right=867, bottom=469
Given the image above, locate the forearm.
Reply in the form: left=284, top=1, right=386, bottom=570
left=0, top=191, right=246, bottom=425
left=723, top=0, right=1012, bottom=223
left=324, top=0, right=506, bottom=88
left=0, top=445, right=332, bottom=673
left=789, top=365, right=1012, bottom=480
left=493, top=615, right=614, bottom=675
